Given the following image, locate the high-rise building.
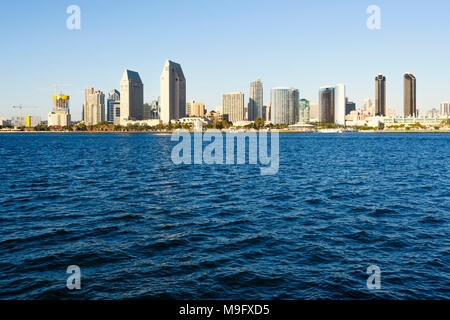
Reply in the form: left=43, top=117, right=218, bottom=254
left=345, top=98, right=356, bottom=115
left=440, top=102, right=450, bottom=116
left=319, top=84, right=346, bottom=125
left=160, top=60, right=186, bottom=124
left=319, top=87, right=335, bottom=124
left=120, top=69, right=144, bottom=124
left=83, top=87, right=105, bottom=125
left=375, top=74, right=386, bottom=116
left=222, top=92, right=244, bottom=123
left=299, top=99, right=310, bottom=123
left=404, top=73, right=416, bottom=117
left=248, top=79, right=263, bottom=121
left=107, top=89, right=120, bottom=123
left=270, top=87, right=299, bottom=125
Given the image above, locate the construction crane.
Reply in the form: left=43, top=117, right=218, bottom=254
left=12, top=105, right=38, bottom=127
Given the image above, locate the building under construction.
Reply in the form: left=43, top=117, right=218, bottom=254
left=48, top=93, right=71, bottom=127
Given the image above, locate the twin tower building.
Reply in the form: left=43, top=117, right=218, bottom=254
left=375, top=73, right=417, bottom=117
left=120, top=60, right=186, bottom=125
left=83, top=60, right=186, bottom=126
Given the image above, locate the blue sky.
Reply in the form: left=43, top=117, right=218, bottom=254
left=1, top=0, right=450, bottom=120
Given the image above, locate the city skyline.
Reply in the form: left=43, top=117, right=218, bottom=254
left=2, top=1, right=450, bottom=120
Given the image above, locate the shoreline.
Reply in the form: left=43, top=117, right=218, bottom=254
left=1, top=130, right=450, bottom=134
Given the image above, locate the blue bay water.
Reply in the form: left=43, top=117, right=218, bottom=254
left=0, top=132, right=449, bottom=299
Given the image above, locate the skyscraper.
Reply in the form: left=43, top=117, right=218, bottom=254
left=404, top=73, right=416, bottom=117
left=160, top=60, right=186, bottom=124
left=120, top=69, right=144, bottom=124
left=299, top=99, right=310, bottom=123
left=440, top=102, right=450, bottom=116
left=319, top=87, right=335, bottom=124
left=107, top=89, right=120, bottom=123
left=83, top=87, right=105, bottom=125
left=248, top=79, right=263, bottom=121
left=270, top=87, right=299, bottom=125
left=222, top=92, right=244, bottom=123
left=375, top=74, right=386, bottom=116
left=319, top=84, right=346, bottom=125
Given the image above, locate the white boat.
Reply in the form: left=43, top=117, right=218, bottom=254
left=319, top=128, right=344, bottom=133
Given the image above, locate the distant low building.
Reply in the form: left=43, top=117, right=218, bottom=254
left=0, top=118, right=12, bottom=126
left=233, top=120, right=253, bottom=127
left=178, top=117, right=211, bottom=125
left=25, top=116, right=41, bottom=127
left=121, top=119, right=161, bottom=127
left=187, top=101, right=206, bottom=117
left=205, top=110, right=228, bottom=122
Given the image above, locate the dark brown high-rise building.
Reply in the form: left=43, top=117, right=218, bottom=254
left=319, top=87, right=335, bottom=124
left=404, top=73, right=416, bottom=117
left=375, top=74, right=386, bottom=116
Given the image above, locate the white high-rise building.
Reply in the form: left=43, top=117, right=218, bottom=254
left=440, top=102, right=450, bottom=116
left=120, top=69, right=144, bottom=124
left=83, top=87, right=105, bottom=125
left=319, top=84, right=346, bottom=125
left=222, top=92, right=244, bottom=124
left=160, top=60, right=186, bottom=124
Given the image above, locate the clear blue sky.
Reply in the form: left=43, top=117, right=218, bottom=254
left=1, top=0, right=450, bottom=120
